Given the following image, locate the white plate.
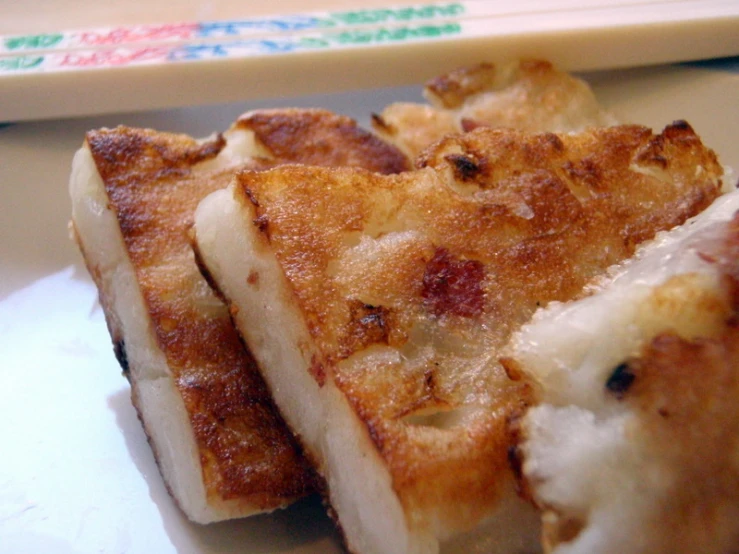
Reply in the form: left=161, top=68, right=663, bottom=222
left=0, top=60, right=738, bottom=554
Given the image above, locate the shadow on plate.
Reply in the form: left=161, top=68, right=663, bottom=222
left=107, top=388, right=342, bottom=554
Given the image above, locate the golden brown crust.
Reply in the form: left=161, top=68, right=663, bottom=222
left=237, top=109, right=410, bottom=174
left=373, top=59, right=616, bottom=160
left=611, top=310, right=739, bottom=551
left=425, top=62, right=500, bottom=109
left=622, top=213, right=739, bottom=466
left=372, top=105, right=459, bottom=163
left=233, top=123, right=723, bottom=532
left=449, top=60, right=615, bottom=133
left=84, top=113, right=408, bottom=513
left=509, top=212, right=739, bottom=554
left=86, top=126, right=315, bottom=507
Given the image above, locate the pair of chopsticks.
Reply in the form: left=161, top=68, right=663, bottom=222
left=1, top=0, right=738, bottom=122
left=2, top=0, right=737, bottom=76
left=1, top=1, right=486, bottom=75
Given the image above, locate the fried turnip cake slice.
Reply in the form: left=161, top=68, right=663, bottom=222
left=192, top=121, right=723, bottom=552
left=69, top=109, right=409, bottom=523
left=507, top=189, right=739, bottom=554
left=372, top=60, right=617, bottom=160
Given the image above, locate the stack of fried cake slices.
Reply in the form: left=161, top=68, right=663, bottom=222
left=70, top=60, right=734, bottom=553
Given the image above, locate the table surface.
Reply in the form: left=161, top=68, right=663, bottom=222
left=1, top=59, right=738, bottom=554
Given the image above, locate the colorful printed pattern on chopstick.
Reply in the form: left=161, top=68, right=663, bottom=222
left=2, top=0, right=737, bottom=76
left=0, top=21, right=465, bottom=74
left=0, top=3, right=465, bottom=54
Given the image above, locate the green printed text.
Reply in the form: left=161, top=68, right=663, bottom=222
left=0, top=55, right=44, bottom=71
left=4, top=33, right=63, bottom=51
left=300, top=22, right=462, bottom=49
left=331, top=3, right=464, bottom=25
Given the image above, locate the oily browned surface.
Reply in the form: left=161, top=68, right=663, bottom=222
left=524, top=214, right=739, bottom=554
left=235, top=122, right=723, bottom=531
left=86, top=126, right=312, bottom=507
left=371, top=106, right=459, bottom=162
left=237, top=109, right=410, bottom=173
left=373, top=59, right=615, bottom=160
left=85, top=112, right=408, bottom=510
left=611, top=215, right=739, bottom=554
left=425, top=62, right=502, bottom=109
left=615, top=328, right=739, bottom=553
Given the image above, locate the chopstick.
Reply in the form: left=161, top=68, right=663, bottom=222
left=0, top=0, right=690, bottom=56
left=1, top=0, right=737, bottom=121
left=2, top=0, right=738, bottom=75
left=0, top=2, right=474, bottom=56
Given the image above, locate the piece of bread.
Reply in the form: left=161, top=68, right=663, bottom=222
left=507, top=189, right=739, bottom=554
left=372, top=60, right=617, bottom=160
left=192, top=122, right=723, bottom=551
left=69, top=109, right=409, bottom=523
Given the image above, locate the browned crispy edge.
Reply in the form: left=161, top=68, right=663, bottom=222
left=83, top=127, right=317, bottom=514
